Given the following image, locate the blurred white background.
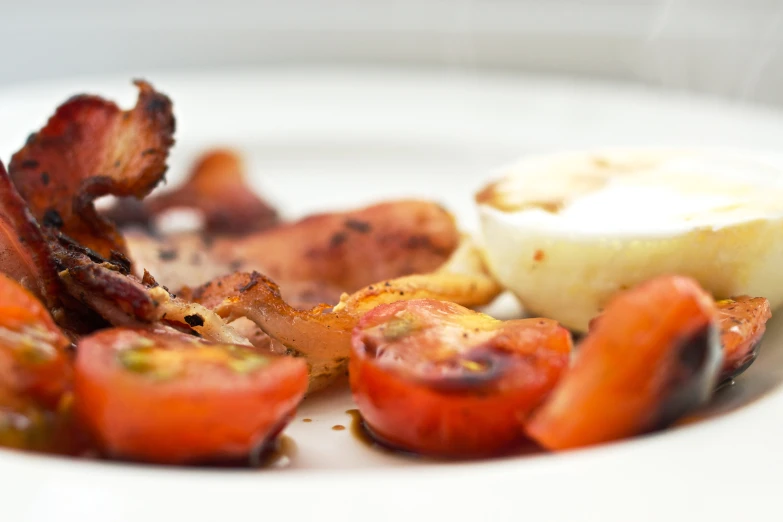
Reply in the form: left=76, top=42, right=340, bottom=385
left=1, top=0, right=781, bottom=106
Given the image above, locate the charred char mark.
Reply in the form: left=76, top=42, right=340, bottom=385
left=238, top=276, right=259, bottom=293
left=345, top=219, right=372, bottom=233
left=422, top=348, right=510, bottom=394
left=56, top=233, right=110, bottom=265
left=653, top=323, right=722, bottom=430
left=19, top=159, right=39, bottom=169
left=42, top=208, right=64, bottom=228
left=719, top=336, right=765, bottom=385
left=184, top=314, right=205, bottom=327
left=108, top=251, right=132, bottom=275
left=330, top=232, right=347, bottom=248
left=158, top=249, right=178, bottom=261
left=144, top=96, right=170, bottom=115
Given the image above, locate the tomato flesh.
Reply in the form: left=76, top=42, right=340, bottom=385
left=350, top=299, right=572, bottom=458
left=74, top=328, right=307, bottom=464
left=0, top=273, right=71, bottom=409
left=526, top=275, right=723, bottom=451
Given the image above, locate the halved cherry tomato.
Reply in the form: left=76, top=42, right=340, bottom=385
left=0, top=273, right=71, bottom=408
left=74, top=328, right=307, bottom=464
left=350, top=299, right=572, bottom=458
left=526, top=275, right=723, bottom=451
left=0, top=397, right=56, bottom=451
left=0, top=390, right=83, bottom=454
left=716, top=296, right=771, bottom=383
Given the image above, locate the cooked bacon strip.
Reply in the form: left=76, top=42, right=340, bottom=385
left=226, top=199, right=459, bottom=291
left=51, top=239, right=248, bottom=345
left=0, top=161, right=60, bottom=308
left=211, top=239, right=501, bottom=392
left=149, top=149, right=278, bottom=234
left=147, top=287, right=251, bottom=346
left=214, top=272, right=355, bottom=392
left=104, top=149, right=279, bottom=235
left=333, top=236, right=502, bottom=315
left=184, top=274, right=344, bottom=384
left=127, top=199, right=460, bottom=292
left=125, top=231, right=225, bottom=291
left=9, top=80, right=175, bottom=260
left=100, top=196, right=151, bottom=232
left=52, top=239, right=157, bottom=327
left=185, top=273, right=343, bottom=311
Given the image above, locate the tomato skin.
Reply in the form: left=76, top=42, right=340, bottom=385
left=0, top=391, right=87, bottom=455
left=74, top=328, right=307, bottom=465
left=526, top=275, right=722, bottom=451
left=350, top=299, right=572, bottom=458
left=591, top=294, right=772, bottom=385
left=0, top=273, right=71, bottom=409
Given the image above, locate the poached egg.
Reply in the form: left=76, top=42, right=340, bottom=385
left=476, top=148, right=783, bottom=332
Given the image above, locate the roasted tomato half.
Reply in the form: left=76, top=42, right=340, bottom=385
left=0, top=390, right=83, bottom=454
left=0, top=400, right=53, bottom=451
left=716, top=296, right=771, bottom=383
left=74, top=328, right=307, bottom=465
left=0, top=273, right=71, bottom=408
left=350, top=299, right=572, bottom=458
left=526, top=275, right=723, bottom=451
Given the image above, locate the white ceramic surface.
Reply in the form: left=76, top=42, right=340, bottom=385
left=3, top=1, right=782, bottom=106
left=1, top=68, right=783, bottom=521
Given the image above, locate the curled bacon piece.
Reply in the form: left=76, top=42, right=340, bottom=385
left=51, top=238, right=249, bottom=346
left=126, top=199, right=460, bottom=293
left=9, top=80, right=175, bottom=260
left=0, top=161, right=60, bottom=308
left=51, top=235, right=154, bottom=328
left=213, top=272, right=355, bottom=392
left=106, top=149, right=279, bottom=235
left=185, top=274, right=343, bottom=312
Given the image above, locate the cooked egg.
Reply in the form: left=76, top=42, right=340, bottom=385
left=476, top=148, right=783, bottom=332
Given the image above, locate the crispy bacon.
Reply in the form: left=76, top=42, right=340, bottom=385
left=207, top=239, right=501, bottom=392
left=213, top=272, right=355, bottom=392
left=127, top=199, right=460, bottom=293
left=333, top=235, right=502, bottom=315
left=0, top=161, right=60, bottom=308
left=52, top=238, right=157, bottom=327
left=228, top=199, right=459, bottom=290
left=99, top=197, right=151, bottom=232
left=9, top=80, right=175, bottom=260
left=51, top=238, right=249, bottom=345
left=185, top=273, right=343, bottom=311
left=104, top=149, right=279, bottom=235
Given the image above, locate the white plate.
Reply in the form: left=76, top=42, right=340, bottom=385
left=2, top=67, right=783, bottom=521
